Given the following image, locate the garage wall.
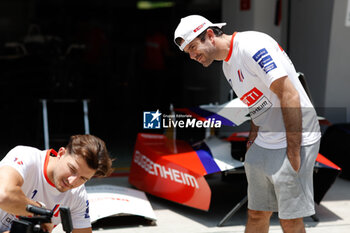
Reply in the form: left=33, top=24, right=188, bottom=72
left=324, top=0, right=350, bottom=123
left=288, top=0, right=334, bottom=110
left=287, top=0, right=349, bottom=123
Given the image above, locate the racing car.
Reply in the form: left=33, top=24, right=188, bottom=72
left=129, top=98, right=341, bottom=211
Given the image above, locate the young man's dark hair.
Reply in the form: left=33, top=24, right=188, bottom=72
left=66, top=134, right=113, bottom=177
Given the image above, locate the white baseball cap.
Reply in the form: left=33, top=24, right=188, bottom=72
left=174, top=15, right=226, bottom=51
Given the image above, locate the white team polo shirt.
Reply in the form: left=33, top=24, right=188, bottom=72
left=223, top=31, right=321, bottom=149
left=0, top=146, right=91, bottom=232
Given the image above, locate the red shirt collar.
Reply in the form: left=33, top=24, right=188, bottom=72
left=44, top=149, right=57, bottom=188
left=224, top=32, right=237, bottom=62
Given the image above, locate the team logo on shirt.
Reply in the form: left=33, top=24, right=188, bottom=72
left=237, top=69, right=245, bottom=82
left=31, top=190, right=38, bottom=199
left=14, top=157, right=23, bottom=165
left=52, top=204, right=61, bottom=217
left=252, top=48, right=277, bottom=74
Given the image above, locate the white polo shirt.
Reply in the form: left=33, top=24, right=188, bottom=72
left=0, top=146, right=91, bottom=232
left=223, top=31, right=321, bottom=149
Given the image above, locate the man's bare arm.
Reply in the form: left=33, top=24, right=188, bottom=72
left=72, top=227, right=92, bottom=233
left=247, top=120, right=259, bottom=149
left=270, top=76, right=302, bottom=172
left=0, top=166, right=40, bottom=216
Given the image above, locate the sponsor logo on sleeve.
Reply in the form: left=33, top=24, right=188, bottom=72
left=252, top=48, right=277, bottom=74
left=253, top=48, right=268, bottom=62
left=84, top=200, right=90, bottom=219
left=258, top=55, right=273, bottom=68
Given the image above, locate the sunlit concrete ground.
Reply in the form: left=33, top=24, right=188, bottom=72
left=52, top=174, right=350, bottom=233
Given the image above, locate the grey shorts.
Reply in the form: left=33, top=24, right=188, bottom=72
left=244, top=140, right=320, bottom=219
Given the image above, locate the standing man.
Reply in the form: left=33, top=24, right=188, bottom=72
left=0, top=134, right=113, bottom=233
left=174, top=15, right=321, bottom=233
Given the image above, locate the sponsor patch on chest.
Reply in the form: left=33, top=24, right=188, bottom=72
left=240, top=87, right=263, bottom=106
left=240, top=87, right=272, bottom=119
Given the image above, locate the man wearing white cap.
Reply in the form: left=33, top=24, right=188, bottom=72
left=174, top=15, right=321, bottom=233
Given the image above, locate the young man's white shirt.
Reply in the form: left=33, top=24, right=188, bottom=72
left=0, top=146, right=91, bottom=232
left=223, top=31, right=321, bottom=149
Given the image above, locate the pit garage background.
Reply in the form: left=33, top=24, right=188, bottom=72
left=0, top=0, right=349, bottom=165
